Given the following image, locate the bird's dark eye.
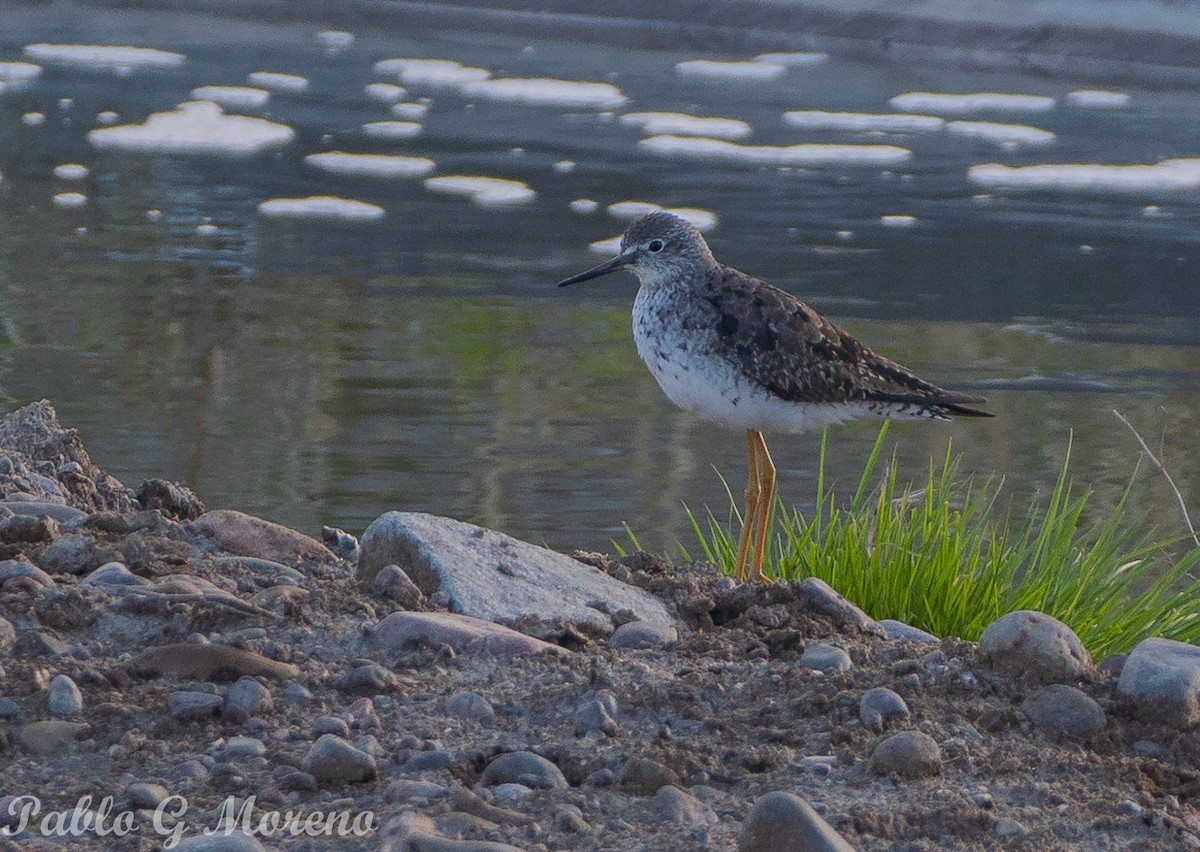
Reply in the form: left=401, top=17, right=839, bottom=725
left=647, top=239, right=665, bottom=253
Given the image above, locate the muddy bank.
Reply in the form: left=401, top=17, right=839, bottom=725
left=0, top=400, right=1199, bottom=850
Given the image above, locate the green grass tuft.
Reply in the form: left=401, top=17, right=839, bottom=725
left=652, top=424, right=1200, bottom=657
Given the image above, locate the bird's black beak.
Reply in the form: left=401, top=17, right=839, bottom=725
left=557, top=246, right=637, bottom=287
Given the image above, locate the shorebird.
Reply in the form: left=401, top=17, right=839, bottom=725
left=558, top=211, right=992, bottom=583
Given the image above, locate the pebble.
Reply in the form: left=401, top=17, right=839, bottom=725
left=738, top=790, right=856, bottom=852
left=18, top=719, right=89, bottom=754
left=313, top=715, right=352, bottom=738
left=169, top=691, right=223, bottom=720
left=620, top=756, right=679, bottom=795
left=878, top=619, right=939, bottom=644
left=555, top=803, right=591, bottom=832
left=82, top=561, right=148, bottom=586
left=337, top=662, right=399, bottom=694
left=978, top=610, right=1091, bottom=684
left=301, top=734, right=378, bottom=783
left=796, top=577, right=878, bottom=633
left=1117, top=637, right=1200, bottom=727
left=404, top=749, right=453, bottom=771
left=374, top=563, right=426, bottom=607
left=39, top=532, right=94, bottom=574
left=448, top=690, right=496, bottom=722
left=223, top=676, right=273, bottom=723
left=0, top=616, right=14, bottom=655
left=284, top=683, right=316, bottom=704
left=994, top=817, right=1028, bottom=838
left=172, top=833, right=267, bottom=851
left=0, top=513, right=58, bottom=543
left=47, top=673, right=82, bottom=716
left=859, top=687, right=909, bottom=732
left=574, top=696, right=620, bottom=737
left=480, top=750, right=568, bottom=790
left=610, top=620, right=678, bottom=649
left=0, top=558, right=56, bottom=588
left=1022, top=684, right=1106, bottom=739
left=868, top=730, right=943, bottom=778
left=126, top=781, right=169, bottom=809
left=223, top=736, right=267, bottom=758
left=652, top=785, right=715, bottom=825
left=492, top=782, right=534, bottom=801
left=800, top=644, right=852, bottom=673
left=375, top=611, right=570, bottom=658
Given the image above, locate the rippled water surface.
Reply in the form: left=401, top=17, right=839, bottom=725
left=1, top=6, right=1199, bottom=552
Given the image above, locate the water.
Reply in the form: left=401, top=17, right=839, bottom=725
left=1, top=6, right=1198, bottom=553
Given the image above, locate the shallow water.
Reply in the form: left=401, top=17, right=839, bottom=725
left=1, top=6, right=1198, bottom=553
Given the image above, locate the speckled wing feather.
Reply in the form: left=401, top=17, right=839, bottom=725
left=701, top=266, right=992, bottom=417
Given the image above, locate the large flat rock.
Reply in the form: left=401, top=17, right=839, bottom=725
left=357, top=512, right=673, bottom=636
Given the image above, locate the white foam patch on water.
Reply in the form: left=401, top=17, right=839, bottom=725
left=608, top=200, right=661, bottom=219
left=1068, top=89, right=1131, bottom=109
left=880, top=214, right=916, bottom=228
left=946, top=120, right=1056, bottom=146
left=620, top=111, right=751, bottom=140
left=258, top=195, right=385, bottom=220
left=459, top=78, right=628, bottom=109
left=365, top=83, right=407, bottom=102
left=247, top=72, right=308, bottom=92
left=0, top=62, right=41, bottom=85
left=191, top=86, right=269, bottom=110
left=96, top=111, right=119, bottom=125
left=665, top=207, right=717, bottom=231
left=305, top=151, right=435, bottom=177
left=22, top=112, right=46, bottom=126
left=589, top=236, right=623, bottom=255
left=362, top=121, right=422, bottom=140
left=553, top=160, right=576, bottom=173
left=53, top=164, right=88, bottom=180
left=317, top=31, right=354, bottom=53
left=390, top=102, right=429, bottom=119
left=24, top=44, right=185, bottom=71
left=754, top=51, right=828, bottom=66
left=968, top=158, right=1200, bottom=193
left=783, top=110, right=944, bottom=133
left=424, top=175, right=536, bottom=206
left=570, top=198, right=599, bottom=214
left=374, top=58, right=490, bottom=87
left=52, top=192, right=87, bottom=208
left=675, top=60, right=786, bottom=81
left=88, top=101, right=294, bottom=155
left=639, top=134, right=912, bottom=166
left=889, top=92, right=1055, bottom=114
left=196, top=222, right=219, bottom=235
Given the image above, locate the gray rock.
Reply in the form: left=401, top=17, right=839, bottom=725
left=447, top=691, right=495, bottom=722
left=357, top=511, right=673, bottom=635
left=223, top=736, right=266, bottom=758
left=859, top=687, right=910, bottom=732
left=574, top=697, right=620, bottom=737
left=374, top=563, right=425, bottom=608
left=3, top=501, right=87, bottom=524
left=169, top=691, right=223, bottom=721
left=620, top=756, right=679, bottom=795
left=1098, top=653, right=1127, bottom=678
left=172, top=833, right=267, bottom=852
left=82, top=561, right=148, bottom=587
left=868, top=730, right=943, bottom=778
left=302, top=734, right=378, bottom=783
left=738, top=791, right=856, bottom=852
left=322, top=525, right=360, bottom=562
left=187, top=509, right=336, bottom=566
left=0, top=513, right=58, bottom=543
left=337, top=663, right=400, bottom=694
left=796, top=577, right=880, bottom=634
left=492, top=782, right=533, bottom=801
left=137, top=479, right=205, bottom=521
left=212, top=556, right=304, bottom=584
left=480, top=750, right=568, bottom=790
left=610, top=620, right=678, bottom=649
left=223, top=677, right=273, bottom=723
left=652, top=785, right=715, bottom=825
left=800, top=644, right=852, bottom=673
left=979, top=610, right=1092, bottom=684
left=1117, top=637, right=1200, bottom=727
left=1022, top=684, right=1106, bottom=739
left=47, top=674, right=82, bottom=717
left=40, top=532, right=94, bottom=575
left=313, top=715, right=351, bottom=738
left=879, top=619, right=939, bottom=644
left=126, top=782, right=169, bottom=809
left=375, top=611, right=570, bottom=658
left=18, top=719, right=89, bottom=754
left=0, top=616, right=14, bottom=655
left=408, top=837, right=528, bottom=852
left=0, top=558, right=55, bottom=588
left=404, top=750, right=453, bottom=771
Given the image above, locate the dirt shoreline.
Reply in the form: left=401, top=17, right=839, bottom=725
left=1, top=400, right=1199, bottom=850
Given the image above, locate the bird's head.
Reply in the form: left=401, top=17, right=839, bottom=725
left=557, top=211, right=715, bottom=288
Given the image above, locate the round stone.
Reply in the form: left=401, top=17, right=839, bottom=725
left=800, top=644, right=852, bottom=673
left=1022, top=684, right=1105, bottom=739
left=868, top=730, right=943, bottom=778
left=979, top=610, right=1091, bottom=684
left=480, top=750, right=568, bottom=790
left=859, top=687, right=910, bottom=732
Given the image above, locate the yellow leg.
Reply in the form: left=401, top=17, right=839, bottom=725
left=748, top=431, right=777, bottom=583
left=734, top=430, right=760, bottom=581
